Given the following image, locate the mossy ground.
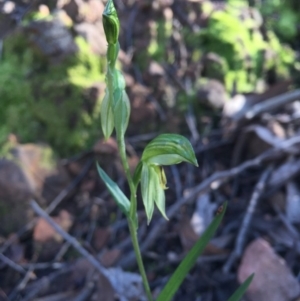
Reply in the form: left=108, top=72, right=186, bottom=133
left=0, top=27, right=106, bottom=157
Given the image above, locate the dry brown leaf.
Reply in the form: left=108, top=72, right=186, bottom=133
left=100, top=249, right=121, bottom=267
left=34, top=210, right=73, bottom=243
left=178, top=217, right=199, bottom=251
left=72, top=258, right=115, bottom=301
left=93, top=227, right=111, bottom=251
left=93, top=138, right=118, bottom=156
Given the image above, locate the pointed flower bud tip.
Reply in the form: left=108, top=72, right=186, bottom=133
left=103, top=0, right=120, bottom=45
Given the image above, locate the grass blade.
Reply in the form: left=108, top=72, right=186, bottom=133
left=227, top=274, right=254, bottom=301
left=156, top=202, right=227, bottom=301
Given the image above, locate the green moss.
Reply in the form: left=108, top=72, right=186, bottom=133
left=0, top=24, right=107, bottom=156
left=259, top=0, right=300, bottom=42
left=183, top=2, right=294, bottom=93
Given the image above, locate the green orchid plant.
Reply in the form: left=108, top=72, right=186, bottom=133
left=97, top=1, right=253, bottom=300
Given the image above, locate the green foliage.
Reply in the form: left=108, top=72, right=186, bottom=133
left=96, top=163, right=130, bottom=215
left=103, top=0, right=120, bottom=45
left=184, top=1, right=295, bottom=93
left=0, top=29, right=106, bottom=156
left=134, top=1, right=295, bottom=95
left=258, top=0, right=300, bottom=42
left=227, top=274, right=254, bottom=301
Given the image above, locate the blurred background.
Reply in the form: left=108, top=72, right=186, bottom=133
left=1, top=0, right=300, bottom=300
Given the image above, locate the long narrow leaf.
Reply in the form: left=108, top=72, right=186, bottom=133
left=227, top=274, right=254, bottom=301
left=96, top=163, right=130, bottom=215
left=156, top=203, right=227, bottom=301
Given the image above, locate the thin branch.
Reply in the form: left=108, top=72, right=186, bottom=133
left=223, top=166, right=273, bottom=273
left=170, top=165, right=182, bottom=200
left=244, top=89, right=300, bottom=120
left=30, top=201, right=109, bottom=279
left=0, top=253, right=26, bottom=274
left=46, top=158, right=93, bottom=213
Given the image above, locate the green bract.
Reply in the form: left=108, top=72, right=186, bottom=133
left=96, top=163, right=130, bottom=215
left=114, top=89, right=130, bottom=137
left=103, top=0, right=120, bottom=45
left=137, top=134, right=198, bottom=223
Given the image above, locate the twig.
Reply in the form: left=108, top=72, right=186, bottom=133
left=30, top=201, right=109, bottom=279
left=125, top=2, right=138, bottom=53
left=73, top=281, right=95, bottom=301
left=0, top=252, right=26, bottom=274
left=27, top=291, right=76, bottom=301
left=222, top=166, right=273, bottom=273
left=0, top=288, right=9, bottom=301
left=127, top=132, right=158, bottom=144
left=185, top=78, right=200, bottom=143
left=272, top=204, right=299, bottom=239
left=20, top=267, right=71, bottom=301
left=21, top=262, right=65, bottom=270
left=170, top=165, right=182, bottom=200
left=46, top=158, right=93, bottom=213
left=8, top=267, right=35, bottom=300
left=244, top=89, right=300, bottom=120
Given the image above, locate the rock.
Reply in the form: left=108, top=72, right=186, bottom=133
left=33, top=210, right=73, bottom=261
left=0, top=159, right=34, bottom=234
left=0, top=143, right=69, bottom=235
left=25, top=17, right=78, bottom=63
left=238, top=238, right=300, bottom=301
left=196, top=79, right=228, bottom=110
left=58, top=0, right=104, bottom=23
left=11, top=144, right=52, bottom=193
left=78, top=0, right=104, bottom=23
left=57, top=0, right=80, bottom=21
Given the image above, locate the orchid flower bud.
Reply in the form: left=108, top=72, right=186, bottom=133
left=103, top=0, right=120, bottom=45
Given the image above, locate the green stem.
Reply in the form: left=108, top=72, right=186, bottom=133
left=117, top=133, right=153, bottom=301
left=107, top=42, right=152, bottom=300
left=128, top=219, right=154, bottom=301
